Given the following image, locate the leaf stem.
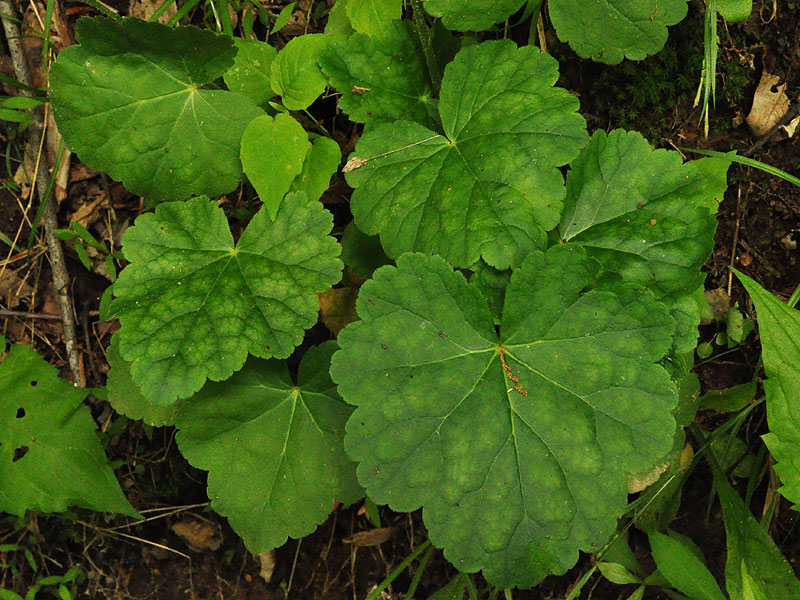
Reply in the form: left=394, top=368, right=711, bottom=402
left=410, top=0, right=441, bottom=95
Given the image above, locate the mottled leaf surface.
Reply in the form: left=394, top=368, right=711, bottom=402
left=735, top=271, right=800, bottom=510
left=422, top=0, right=526, bottom=31
left=548, top=0, right=688, bottom=65
left=331, top=246, right=677, bottom=587
left=176, top=342, right=361, bottom=551
left=320, top=21, right=434, bottom=126
left=50, top=18, right=263, bottom=201
left=111, top=194, right=341, bottom=406
left=346, top=41, right=588, bottom=269
left=0, top=337, right=137, bottom=516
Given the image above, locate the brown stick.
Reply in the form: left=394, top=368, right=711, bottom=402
left=0, top=0, right=82, bottom=386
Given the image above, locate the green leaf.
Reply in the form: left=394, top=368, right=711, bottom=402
left=290, top=135, right=341, bottom=202
left=598, top=562, right=643, bottom=585
left=241, top=114, right=311, bottom=219
left=345, top=40, right=587, bottom=270
left=175, top=342, right=361, bottom=550
left=421, top=0, right=526, bottom=31
left=50, top=18, right=264, bottom=201
left=325, top=0, right=355, bottom=35
left=331, top=245, right=677, bottom=587
left=699, top=381, right=757, bottom=413
left=319, top=21, right=434, bottom=126
left=0, top=337, right=138, bottom=517
left=339, top=221, right=391, bottom=278
left=270, top=2, right=296, bottom=33
left=741, top=562, right=770, bottom=600
left=346, top=0, right=402, bottom=36
left=110, top=194, right=341, bottom=406
left=271, top=34, right=334, bottom=110
left=223, top=38, right=277, bottom=107
left=718, top=0, right=752, bottom=22
left=707, top=449, right=800, bottom=600
left=561, top=130, right=724, bottom=298
left=648, top=530, right=726, bottom=600
left=548, top=0, right=689, bottom=65
left=734, top=271, right=800, bottom=509
left=106, top=333, right=181, bottom=427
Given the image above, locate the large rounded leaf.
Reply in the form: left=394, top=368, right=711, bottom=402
left=0, top=337, right=137, bottom=517
left=50, top=18, right=264, bottom=201
left=319, top=21, right=434, bottom=126
left=175, top=342, right=361, bottom=551
left=110, top=193, right=341, bottom=406
left=548, top=0, right=688, bottom=65
left=331, top=246, right=677, bottom=588
left=345, top=41, right=588, bottom=270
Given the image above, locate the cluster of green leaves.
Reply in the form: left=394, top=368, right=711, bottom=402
left=4, top=0, right=792, bottom=596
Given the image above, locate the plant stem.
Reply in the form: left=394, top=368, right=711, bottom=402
left=787, top=281, right=800, bottom=309
left=0, top=0, right=83, bottom=385
left=364, top=539, right=431, bottom=600
left=410, top=0, right=441, bottom=95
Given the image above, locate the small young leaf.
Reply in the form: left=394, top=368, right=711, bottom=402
left=224, top=38, right=277, bottom=107
left=319, top=21, right=433, bottom=126
left=648, top=530, right=726, bottom=600
left=598, top=562, right=643, bottom=585
left=699, top=381, right=756, bottom=413
left=0, top=337, right=138, bottom=517
left=50, top=18, right=264, bottom=201
left=271, top=34, right=335, bottom=110
left=270, top=2, right=296, bottom=33
left=548, top=0, right=689, bottom=65
left=175, top=342, right=361, bottom=551
left=735, top=271, right=800, bottom=510
left=346, top=0, right=402, bottom=36
left=332, top=245, right=677, bottom=588
left=110, top=194, right=342, bottom=405
left=241, top=114, right=310, bottom=219
left=290, top=135, right=341, bottom=202
left=345, top=40, right=588, bottom=270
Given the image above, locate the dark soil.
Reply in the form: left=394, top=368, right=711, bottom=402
left=2, top=1, right=800, bottom=599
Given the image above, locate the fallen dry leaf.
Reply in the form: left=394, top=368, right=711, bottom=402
left=129, top=0, right=177, bottom=23
left=0, top=269, right=34, bottom=308
left=257, top=550, right=275, bottom=582
left=343, top=526, right=397, bottom=547
left=318, top=287, right=359, bottom=335
left=746, top=71, right=790, bottom=137
left=170, top=519, right=222, bottom=552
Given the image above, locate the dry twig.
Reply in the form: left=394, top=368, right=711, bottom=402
left=0, top=0, right=82, bottom=384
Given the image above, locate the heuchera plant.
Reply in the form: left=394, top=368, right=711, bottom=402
left=35, top=0, right=786, bottom=590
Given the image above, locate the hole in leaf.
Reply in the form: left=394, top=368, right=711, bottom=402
left=13, top=446, right=29, bottom=462
left=29, top=380, right=37, bottom=387
left=16, top=408, right=25, bottom=418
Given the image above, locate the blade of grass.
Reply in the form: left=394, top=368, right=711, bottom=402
left=686, top=148, right=800, bottom=187
left=148, top=0, right=177, bottom=22
left=167, top=0, right=204, bottom=27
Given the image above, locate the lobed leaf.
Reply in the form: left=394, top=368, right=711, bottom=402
left=345, top=40, right=588, bottom=270
left=735, top=271, right=800, bottom=510
left=175, top=342, right=361, bottom=551
left=319, top=21, right=434, bottom=127
left=50, top=18, right=263, bottom=201
left=0, top=337, right=137, bottom=517
left=331, top=246, right=677, bottom=587
left=110, top=194, right=341, bottom=406
left=548, top=0, right=689, bottom=65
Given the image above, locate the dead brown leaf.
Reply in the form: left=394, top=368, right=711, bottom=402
left=343, top=526, right=397, bottom=547
left=746, top=71, right=790, bottom=137
left=170, top=520, right=222, bottom=552
left=0, top=269, right=34, bottom=308
left=318, top=287, right=359, bottom=336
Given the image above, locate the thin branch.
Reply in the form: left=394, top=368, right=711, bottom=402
left=0, top=0, right=82, bottom=385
